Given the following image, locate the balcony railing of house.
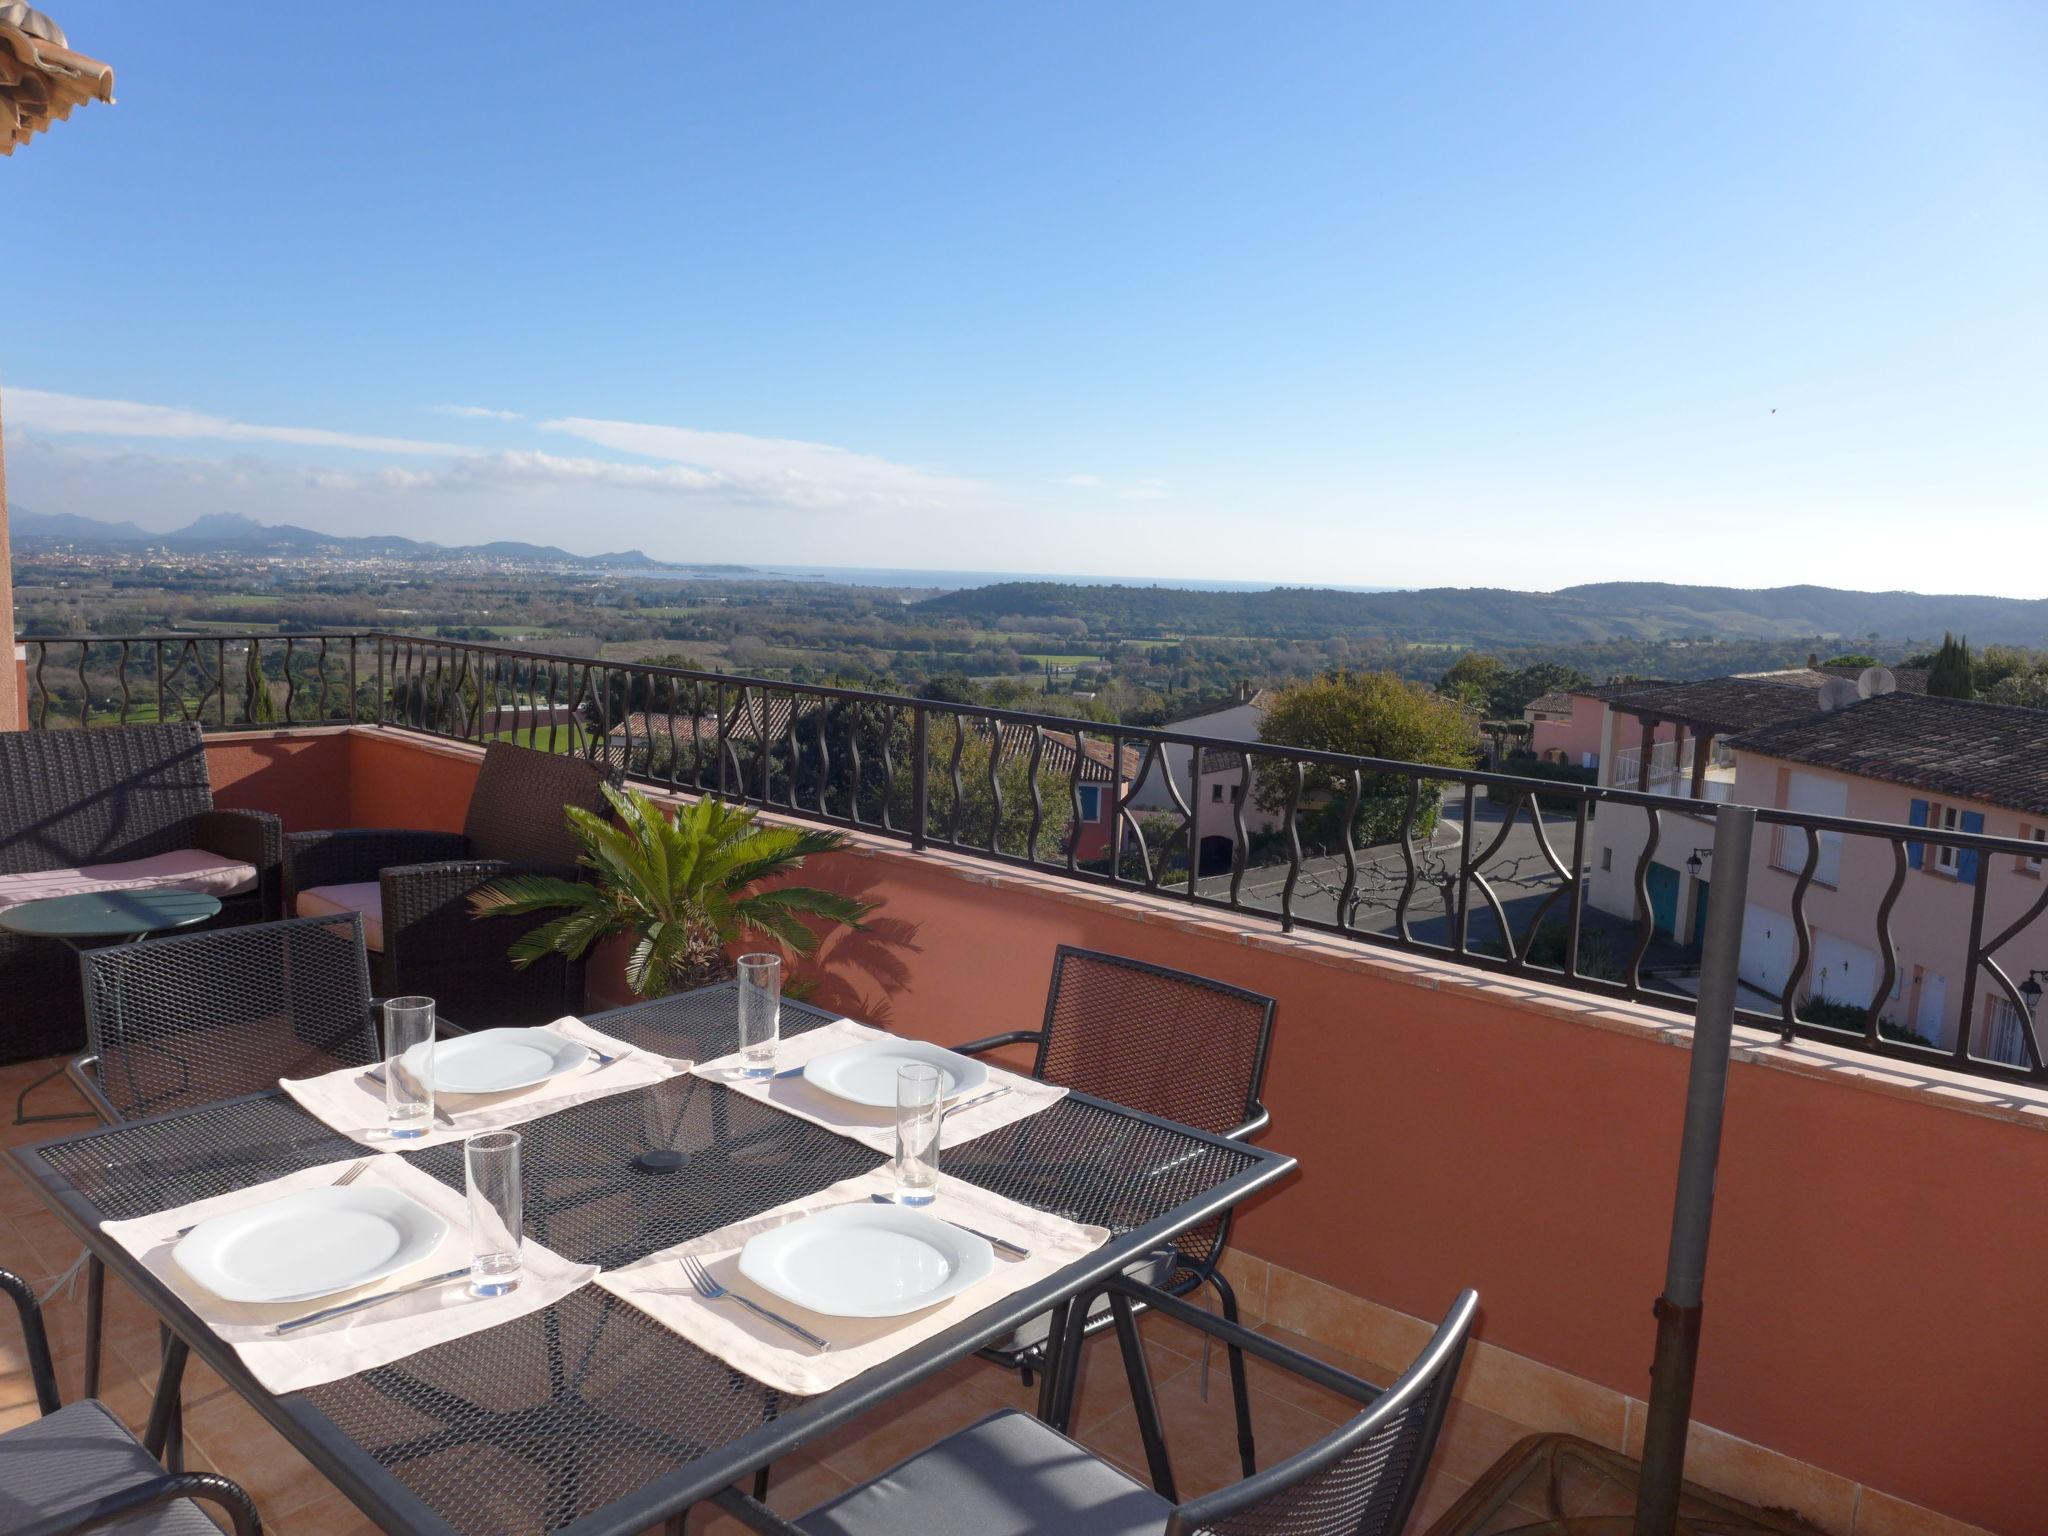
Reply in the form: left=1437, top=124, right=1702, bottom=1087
left=1610, top=739, right=1737, bottom=802
left=21, top=630, right=2048, bottom=1086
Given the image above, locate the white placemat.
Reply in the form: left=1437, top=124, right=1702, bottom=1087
left=101, top=1154, right=597, bottom=1395
left=598, top=1165, right=1107, bottom=1396
left=690, top=1018, right=1066, bottom=1155
left=281, top=1016, right=683, bottom=1149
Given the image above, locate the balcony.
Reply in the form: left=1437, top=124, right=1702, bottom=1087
left=6, top=639, right=2047, bottom=1536
left=1609, top=740, right=1738, bottom=804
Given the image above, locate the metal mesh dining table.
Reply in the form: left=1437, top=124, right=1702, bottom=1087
left=8, top=983, right=1296, bottom=1535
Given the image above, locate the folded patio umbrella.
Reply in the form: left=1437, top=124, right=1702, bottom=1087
left=0, top=1, right=114, bottom=155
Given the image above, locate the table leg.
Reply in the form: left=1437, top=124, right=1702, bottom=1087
left=83, top=1257, right=104, bottom=1399
left=145, top=1326, right=190, bottom=1472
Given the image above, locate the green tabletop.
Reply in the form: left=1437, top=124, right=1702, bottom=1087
left=0, top=889, right=223, bottom=941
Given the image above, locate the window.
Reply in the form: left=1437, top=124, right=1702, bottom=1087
left=1981, top=995, right=2030, bottom=1070
left=1933, top=804, right=1961, bottom=873
left=1600, top=847, right=1613, bottom=872
left=1076, top=785, right=1103, bottom=822
left=2025, top=825, right=2046, bottom=875
left=1211, top=784, right=1224, bottom=803
left=1229, top=785, right=1242, bottom=803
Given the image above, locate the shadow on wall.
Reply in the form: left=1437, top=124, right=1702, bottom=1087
left=204, top=733, right=351, bottom=832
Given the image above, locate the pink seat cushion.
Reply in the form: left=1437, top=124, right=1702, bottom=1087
left=296, top=883, right=385, bottom=952
left=0, top=850, right=258, bottom=914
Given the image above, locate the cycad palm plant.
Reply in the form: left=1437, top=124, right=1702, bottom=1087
left=470, top=784, right=874, bottom=999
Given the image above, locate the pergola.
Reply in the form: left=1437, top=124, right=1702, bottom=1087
left=0, top=1, right=113, bottom=728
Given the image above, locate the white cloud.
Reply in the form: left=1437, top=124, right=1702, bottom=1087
left=8, top=388, right=470, bottom=457
left=430, top=404, right=525, bottom=421
left=540, top=415, right=980, bottom=510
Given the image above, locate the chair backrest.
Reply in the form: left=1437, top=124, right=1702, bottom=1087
left=463, top=742, right=614, bottom=870
left=82, top=913, right=378, bottom=1121
left=1034, top=946, right=1275, bottom=1138
left=1167, top=1290, right=1479, bottom=1536
left=0, top=722, right=215, bottom=876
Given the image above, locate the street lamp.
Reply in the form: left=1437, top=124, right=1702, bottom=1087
left=1686, top=848, right=1709, bottom=878
left=2022, top=970, right=2048, bottom=1017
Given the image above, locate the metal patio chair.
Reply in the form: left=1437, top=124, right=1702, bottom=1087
left=0, top=1267, right=264, bottom=1536
left=710, top=1279, right=1479, bottom=1536
left=68, top=913, right=383, bottom=1444
left=955, top=945, right=1277, bottom=1477
left=284, top=741, right=614, bottom=1025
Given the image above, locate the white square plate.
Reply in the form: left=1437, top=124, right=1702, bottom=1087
left=411, top=1026, right=592, bottom=1095
left=171, top=1185, right=449, bottom=1304
left=737, top=1202, right=994, bottom=1318
left=800, top=1039, right=988, bottom=1108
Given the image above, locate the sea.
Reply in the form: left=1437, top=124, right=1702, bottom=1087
left=620, top=563, right=1400, bottom=594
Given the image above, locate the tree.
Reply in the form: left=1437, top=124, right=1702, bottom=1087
left=1926, top=633, right=1975, bottom=699
left=1437, top=653, right=1505, bottom=709
left=1487, top=662, right=1590, bottom=718
left=1985, top=671, right=2048, bottom=710
left=1821, top=653, right=1879, bottom=669
left=1256, top=670, right=1477, bottom=849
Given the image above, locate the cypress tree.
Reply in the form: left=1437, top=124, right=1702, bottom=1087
left=1926, top=632, right=1974, bottom=698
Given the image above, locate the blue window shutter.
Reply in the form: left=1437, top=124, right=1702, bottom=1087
left=1907, top=798, right=1928, bottom=870
left=1959, top=810, right=1985, bottom=884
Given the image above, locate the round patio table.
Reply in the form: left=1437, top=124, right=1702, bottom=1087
left=2, top=889, right=223, bottom=1123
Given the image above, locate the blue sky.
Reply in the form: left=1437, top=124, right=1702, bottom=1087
left=6, top=2, right=2045, bottom=592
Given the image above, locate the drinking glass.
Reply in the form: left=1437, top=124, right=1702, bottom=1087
left=383, top=996, right=436, bottom=1140
left=736, top=953, right=781, bottom=1077
left=465, top=1130, right=524, bottom=1297
left=895, top=1062, right=942, bottom=1206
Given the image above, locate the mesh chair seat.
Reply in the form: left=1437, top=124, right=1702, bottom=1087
left=0, top=1399, right=220, bottom=1536
left=797, top=1411, right=1173, bottom=1536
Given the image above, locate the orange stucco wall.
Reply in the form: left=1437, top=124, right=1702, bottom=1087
left=219, top=727, right=2043, bottom=1533
left=201, top=729, right=354, bottom=831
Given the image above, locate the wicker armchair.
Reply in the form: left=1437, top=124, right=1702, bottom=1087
left=956, top=946, right=1277, bottom=1475
left=285, top=742, right=614, bottom=1025
left=0, top=723, right=283, bottom=1063
left=711, top=1281, right=1478, bottom=1536
left=1, top=1267, right=265, bottom=1535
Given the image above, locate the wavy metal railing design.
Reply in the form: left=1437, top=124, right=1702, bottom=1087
left=20, top=631, right=2048, bottom=1085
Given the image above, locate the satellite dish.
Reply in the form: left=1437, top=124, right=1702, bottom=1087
left=1817, top=679, right=1862, bottom=713
left=1857, top=666, right=1897, bottom=698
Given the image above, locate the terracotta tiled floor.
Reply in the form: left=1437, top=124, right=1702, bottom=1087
left=0, top=1055, right=1542, bottom=1535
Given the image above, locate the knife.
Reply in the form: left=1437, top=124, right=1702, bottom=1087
left=869, top=1193, right=1030, bottom=1258
left=270, top=1267, right=474, bottom=1335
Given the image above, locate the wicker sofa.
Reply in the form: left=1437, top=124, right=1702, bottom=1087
left=0, top=722, right=283, bottom=1063
left=284, top=742, right=614, bottom=1026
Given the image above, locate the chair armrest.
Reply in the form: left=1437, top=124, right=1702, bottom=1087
left=0, top=1268, right=61, bottom=1416
left=21, top=1471, right=264, bottom=1536
left=191, top=809, right=282, bottom=874
left=954, top=1029, right=1043, bottom=1058
left=1227, top=1103, right=1271, bottom=1141
left=285, top=828, right=471, bottom=897
left=193, top=809, right=284, bottom=917
left=380, top=858, right=521, bottom=927
left=706, top=1488, right=809, bottom=1536
left=1100, top=1276, right=1382, bottom=1408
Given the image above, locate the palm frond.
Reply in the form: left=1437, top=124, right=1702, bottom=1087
left=470, top=875, right=602, bottom=919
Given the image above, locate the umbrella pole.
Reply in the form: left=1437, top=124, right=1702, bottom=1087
left=1635, top=803, right=1755, bottom=1536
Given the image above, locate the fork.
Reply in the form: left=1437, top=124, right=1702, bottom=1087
left=677, top=1253, right=831, bottom=1351
left=170, top=1158, right=369, bottom=1241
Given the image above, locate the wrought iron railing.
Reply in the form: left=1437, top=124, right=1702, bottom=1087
left=20, top=630, right=2048, bottom=1084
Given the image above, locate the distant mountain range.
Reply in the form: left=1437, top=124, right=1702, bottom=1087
left=916, top=580, right=2048, bottom=647
left=9, top=509, right=671, bottom=569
